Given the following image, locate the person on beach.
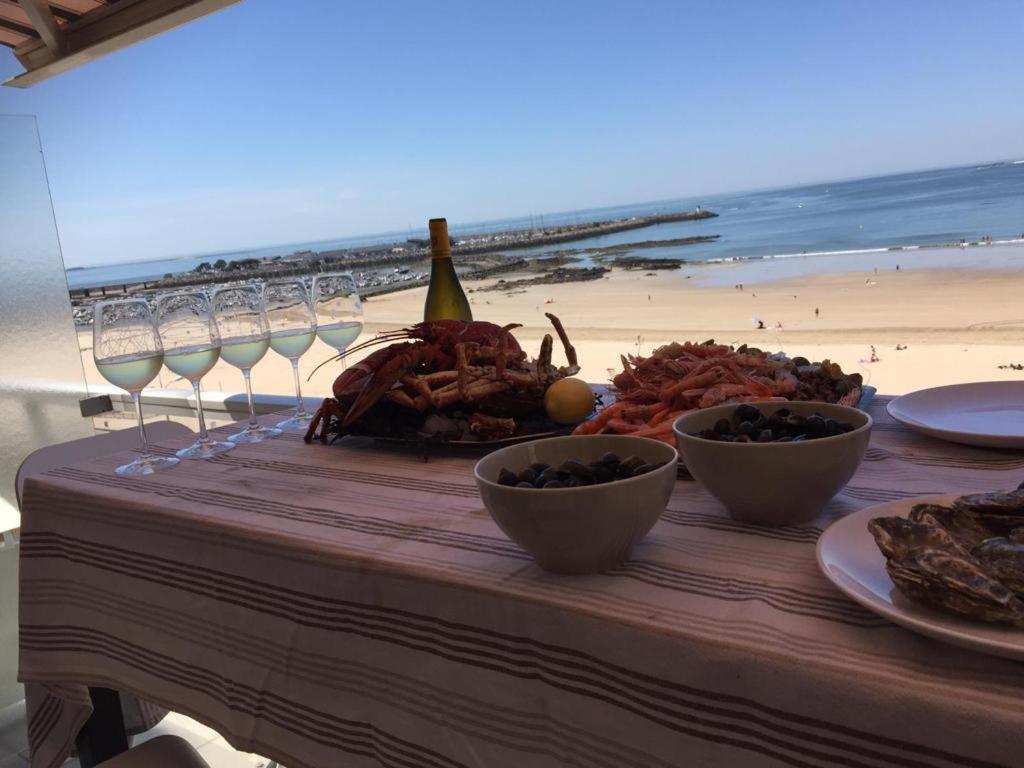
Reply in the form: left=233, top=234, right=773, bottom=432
left=870, top=345, right=880, bottom=363
left=896, top=264, right=901, bottom=271
left=815, top=307, right=820, bottom=318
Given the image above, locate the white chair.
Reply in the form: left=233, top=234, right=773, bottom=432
left=97, top=735, right=209, bottom=767
left=15, top=421, right=192, bottom=507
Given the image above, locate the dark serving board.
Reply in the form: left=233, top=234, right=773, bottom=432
left=330, top=387, right=876, bottom=461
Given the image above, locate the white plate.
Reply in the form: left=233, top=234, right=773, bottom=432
left=887, top=381, right=1024, bottom=448
left=816, top=495, right=1024, bottom=660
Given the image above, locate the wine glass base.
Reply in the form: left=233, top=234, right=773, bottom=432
left=115, top=455, right=180, bottom=476
left=227, top=424, right=283, bottom=444
left=276, top=411, right=313, bottom=431
left=176, top=439, right=236, bottom=459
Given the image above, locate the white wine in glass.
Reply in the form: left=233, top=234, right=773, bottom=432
left=312, top=272, right=363, bottom=369
left=93, top=299, right=180, bottom=475
left=211, top=284, right=282, bottom=444
left=265, top=279, right=316, bottom=431
left=156, top=290, right=234, bottom=459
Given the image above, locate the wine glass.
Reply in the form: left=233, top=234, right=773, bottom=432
left=265, top=279, right=317, bottom=431
left=211, top=284, right=282, bottom=444
left=311, top=272, right=363, bottom=361
left=155, top=290, right=234, bottom=459
left=93, top=298, right=180, bottom=475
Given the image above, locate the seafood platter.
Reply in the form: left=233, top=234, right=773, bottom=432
left=305, top=324, right=871, bottom=451
left=573, top=340, right=869, bottom=444
left=304, top=314, right=583, bottom=449
left=818, top=485, right=1024, bottom=659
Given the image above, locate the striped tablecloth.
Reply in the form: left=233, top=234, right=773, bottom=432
left=18, top=399, right=1024, bottom=768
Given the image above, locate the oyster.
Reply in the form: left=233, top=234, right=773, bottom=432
left=973, top=538, right=1024, bottom=597
left=885, top=549, right=1024, bottom=627
left=868, top=515, right=1024, bottom=626
left=908, top=503, right=993, bottom=550
left=868, top=516, right=968, bottom=559
left=952, top=489, right=1024, bottom=535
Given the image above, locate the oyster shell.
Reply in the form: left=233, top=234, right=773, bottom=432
left=868, top=515, right=1024, bottom=626
left=952, top=490, right=1024, bottom=535
left=908, top=503, right=993, bottom=550
left=868, top=516, right=967, bottom=559
left=885, top=549, right=1024, bottom=627
left=973, top=538, right=1024, bottom=597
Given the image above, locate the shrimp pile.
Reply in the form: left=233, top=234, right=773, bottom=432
left=573, top=340, right=863, bottom=444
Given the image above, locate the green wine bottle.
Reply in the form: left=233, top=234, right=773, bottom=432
left=424, top=218, right=473, bottom=321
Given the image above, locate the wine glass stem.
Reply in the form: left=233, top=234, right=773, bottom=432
left=291, top=358, right=306, bottom=415
left=242, top=368, right=258, bottom=428
left=338, top=348, right=347, bottom=371
left=131, top=391, right=151, bottom=459
left=192, top=380, right=209, bottom=441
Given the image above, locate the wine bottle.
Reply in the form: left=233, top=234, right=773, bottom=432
left=424, top=217, right=473, bottom=321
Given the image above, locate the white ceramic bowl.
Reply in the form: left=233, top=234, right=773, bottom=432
left=474, top=435, right=678, bottom=574
left=673, top=402, right=872, bottom=526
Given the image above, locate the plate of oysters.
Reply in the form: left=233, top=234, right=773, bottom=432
left=817, top=486, right=1024, bottom=659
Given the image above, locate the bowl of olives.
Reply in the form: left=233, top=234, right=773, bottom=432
left=474, top=435, right=678, bottom=574
left=672, top=402, right=872, bottom=526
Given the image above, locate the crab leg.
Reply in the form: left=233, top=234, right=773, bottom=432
left=545, top=313, right=578, bottom=370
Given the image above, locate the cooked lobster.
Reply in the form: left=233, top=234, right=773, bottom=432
left=304, top=313, right=578, bottom=443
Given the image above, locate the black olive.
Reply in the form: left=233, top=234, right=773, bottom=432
left=785, top=414, right=805, bottom=428
left=518, top=468, right=538, bottom=484
left=538, top=469, right=561, bottom=485
left=529, top=462, right=550, bottom=475
left=733, top=434, right=752, bottom=443
left=618, top=456, right=645, bottom=475
left=775, top=435, right=793, bottom=443
left=767, top=413, right=787, bottom=431
left=632, top=463, right=657, bottom=476
left=543, top=480, right=566, bottom=489
left=735, top=404, right=761, bottom=422
left=515, top=481, right=535, bottom=488
left=804, top=415, right=826, bottom=436
left=592, top=465, right=616, bottom=484
left=756, top=429, right=773, bottom=443
left=559, top=459, right=593, bottom=482
left=498, top=468, right=518, bottom=486
left=776, top=408, right=791, bottom=418
left=714, top=418, right=732, bottom=435
left=600, top=452, right=621, bottom=466
left=791, top=434, right=807, bottom=442
left=737, top=420, right=756, bottom=436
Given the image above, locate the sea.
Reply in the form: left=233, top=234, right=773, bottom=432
left=65, top=160, right=1024, bottom=290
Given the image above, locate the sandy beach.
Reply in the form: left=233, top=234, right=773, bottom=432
left=79, top=244, right=1024, bottom=412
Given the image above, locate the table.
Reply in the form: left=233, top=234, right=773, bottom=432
left=18, top=399, right=1024, bottom=768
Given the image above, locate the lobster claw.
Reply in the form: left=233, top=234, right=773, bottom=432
left=342, top=343, right=438, bottom=427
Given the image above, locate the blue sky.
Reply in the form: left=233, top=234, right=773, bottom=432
left=1, top=0, right=1022, bottom=267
